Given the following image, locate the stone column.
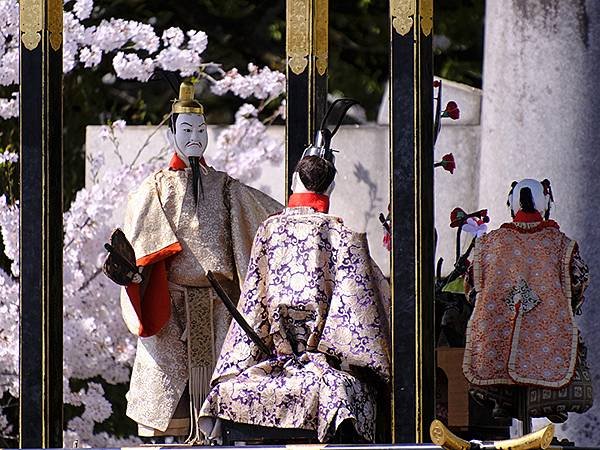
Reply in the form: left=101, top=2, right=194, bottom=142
left=480, top=0, right=600, bottom=444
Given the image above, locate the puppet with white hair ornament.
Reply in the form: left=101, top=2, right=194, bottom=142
left=463, top=178, right=592, bottom=423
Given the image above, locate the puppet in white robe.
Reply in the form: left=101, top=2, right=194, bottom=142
left=120, top=153, right=281, bottom=439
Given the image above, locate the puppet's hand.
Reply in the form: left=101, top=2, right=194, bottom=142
left=103, top=250, right=144, bottom=286
left=102, top=229, right=144, bottom=286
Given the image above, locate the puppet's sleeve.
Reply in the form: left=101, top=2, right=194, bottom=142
left=570, top=243, right=589, bottom=314
left=210, top=223, right=273, bottom=385
left=119, top=174, right=182, bottom=337
left=227, top=179, right=282, bottom=286
left=318, top=232, right=391, bottom=382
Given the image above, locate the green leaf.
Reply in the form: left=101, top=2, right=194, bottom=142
left=442, top=275, right=465, bottom=294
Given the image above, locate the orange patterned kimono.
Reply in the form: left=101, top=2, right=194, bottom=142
left=463, top=219, right=580, bottom=388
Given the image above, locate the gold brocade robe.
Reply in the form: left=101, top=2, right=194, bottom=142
left=120, top=164, right=282, bottom=436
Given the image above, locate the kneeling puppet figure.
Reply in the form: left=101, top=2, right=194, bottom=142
left=199, top=100, right=391, bottom=443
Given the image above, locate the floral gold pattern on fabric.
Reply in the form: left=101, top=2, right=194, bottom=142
left=390, top=0, right=415, bottom=36
left=314, top=0, right=328, bottom=76
left=187, top=288, right=215, bottom=368
left=20, top=0, right=43, bottom=50
left=122, top=167, right=280, bottom=289
left=200, top=208, right=391, bottom=442
left=287, top=0, right=310, bottom=75
left=48, top=0, right=63, bottom=51
left=126, top=287, right=191, bottom=431
left=419, top=0, right=433, bottom=37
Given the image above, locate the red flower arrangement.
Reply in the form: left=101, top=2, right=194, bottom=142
left=434, top=153, right=456, bottom=174
left=379, top=207, right=392, bottom=251
left=449, top=207, right=489, bottom=228
left=442, top=101, right=460, bottom=120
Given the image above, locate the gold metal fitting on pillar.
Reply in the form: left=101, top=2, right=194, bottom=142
left=430, top=419, right=555, bottom=450
left=285, top=0, right=329, bottom=198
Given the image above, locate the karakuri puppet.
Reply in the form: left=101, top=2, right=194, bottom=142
left=103, top=82, right=282, bottom=440
left=198, top=100, right=391, bottom=443
left=463, top=179, right=592, bottom=422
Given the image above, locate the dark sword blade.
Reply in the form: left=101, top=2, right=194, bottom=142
left=206, top=270, right=273, bottom=357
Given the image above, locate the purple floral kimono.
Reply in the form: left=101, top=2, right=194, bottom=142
left=199, top=207, right=391, bottom=442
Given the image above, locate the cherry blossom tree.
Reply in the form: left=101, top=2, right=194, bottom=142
left=0, top=0, right=285, bottom=446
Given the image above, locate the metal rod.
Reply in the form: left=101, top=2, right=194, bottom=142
left=455, top=226, right=462, bottom=264
left=518, top=387, right=532, bottom=436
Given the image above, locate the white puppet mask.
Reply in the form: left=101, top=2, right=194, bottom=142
left=168, top=113, right=208, bottom=166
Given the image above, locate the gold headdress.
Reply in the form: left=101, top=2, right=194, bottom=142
left=171, top=81, right=204, bottom=115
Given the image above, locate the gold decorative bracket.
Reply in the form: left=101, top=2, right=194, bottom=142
left=287, top=0, right=310, bottom=75
left=20, top=0, right=63, bottom=51
left=420, top=0, right=433, bottom=36
left=48, top=0, right=63, bottom=51
left=430, top=419, right=555, bottom=450
left=20, top=0, right=43, bottom=50
left=390, top=0, right=415, bottom=36
left=314, top=0, right=328, bottom=76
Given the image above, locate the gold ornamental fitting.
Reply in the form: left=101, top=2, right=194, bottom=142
left=171, top=81, right=204, bottom=115
left=430, top=419, right=555, bottom=450
left=493, top=423, right=554, bottom=450
left=430, top=420, right=470, bottom=450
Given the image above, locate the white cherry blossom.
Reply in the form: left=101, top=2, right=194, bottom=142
left=112, top=52, right=155, bottom=82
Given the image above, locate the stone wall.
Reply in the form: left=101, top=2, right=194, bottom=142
left=86, top=78, right=482, bottom=278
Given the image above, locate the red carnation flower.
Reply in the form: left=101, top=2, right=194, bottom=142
left=382, top=229, right=391, bottom=251
left=435, top=153, right=456, bottom=174
left=442, top=101, right=460, bottom=120
left=449, top=207, right=467, bottom=228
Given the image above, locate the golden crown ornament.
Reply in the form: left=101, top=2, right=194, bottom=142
left=171, top=81, right=204, bottom=115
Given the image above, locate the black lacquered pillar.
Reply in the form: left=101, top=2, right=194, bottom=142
left=285, top=0, right=328, bottom=199
left=389, top=0, right=435, bottom=443
left=19, top=0, right=64, bottom=447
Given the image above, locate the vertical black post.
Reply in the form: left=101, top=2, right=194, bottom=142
left=285, top=0, right=328, bottom=199
left=389, top=0, right=435, bottom=443
left=19, top=0, right=64, bottom=447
